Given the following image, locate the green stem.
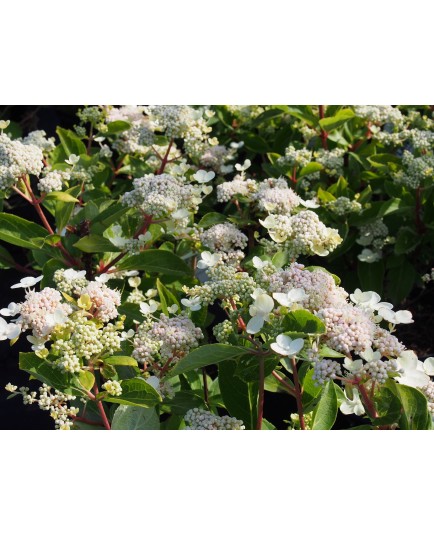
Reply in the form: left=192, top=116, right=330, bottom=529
left=256, top=356, right=265, bottom=430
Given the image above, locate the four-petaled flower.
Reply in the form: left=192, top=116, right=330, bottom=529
left=181, top=297, right=202, bottom=311
left=246, top=294, right=274, bottom=334
left=273, top=288, right=306, bottom=307
left=11, top=276, right=43, bottom=290
left=270, top=334, right=304, bottom=356
left=197, top=251, right=221, bottom=270
left=193, top=170, right=215, bottom=183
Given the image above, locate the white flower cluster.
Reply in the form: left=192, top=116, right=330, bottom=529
left=11, top=383, right=78, bottom=430
left=327, top=196, right=362, bottom=216
left=21, top=130, right=56, bottom=152
left=226, top=105, right=265, bottom=120
left=314, top=148, right=345, bottom=176
left=52, top=319, right=122, bottom=372
left=19, top=287, right=72, bottom=338
left=102, top=380, right=122, bottom=397
left=0, top=133, right=43, bottom=190
left=122, top=173, right=201, bottom=218
left=184, top=408, right=245, bottom=430
left=312, top=359, right=342, bottom=386
left=357, top=218, right=393, bottom=263
left=186, top=261, right=256, bottom=307
left=252, top=177, right=302, bottom=214
left=200, top=222, right=248, bottom=252
left=392, top=150, right=434, bottom=189
left=354, top=105, right=404, bottom=126
left=145, top=105, right=213, bottom=158
left=260, top=211, right=342, bottom=258
left=38, top=169, right=70, bottom=193
left=216, top=174, right=257, bottom=202
left=277, top=145, right=313, bottom=168
left=200, top=145, right=234, bottom=175
left=53, top=268, right=88, bottom=294
left=80, top=281, right=121, bottom=322
left=132, top=313, right=203, bottom=369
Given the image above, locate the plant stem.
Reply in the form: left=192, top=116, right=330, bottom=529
left=291, top=357, right=306, bottom=430
left=156, top=139, right=174, bottom=175
left=256, top=356, right=265, bottom=430
left=415, top=186, right=426, bottom=234
left=92, top=381, right=111, bottom=430
left=272, top=370, right=296, bottom=396
left=357, top=382, right=379, bottom=420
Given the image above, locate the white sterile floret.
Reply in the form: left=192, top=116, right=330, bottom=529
left=0, top=317, right=21, bottom=340
left=197, top=251, right=221, bottom=269
left=350, top=289, right=393, bottom=313
left=423, top=357, right=434, bottom=376
left=396, top=350, right=430, bottom=388
left=272, top=288, right=307, bottom=307
left=26, top=335, right=46, bottom=352
left=65, top=154, right=80, bottom=165
left=193, top=170, right=215, bottom=183
left=343, top=357, right=364, bottom=375
left=184, top=408, right=245, bottom=430
left=181, top=297, right=202, bottom=311
left=235, top=159, right=251, bottom=172
left=140, top=300, right=159, bottom=316
left=246, top=294, right=274, bottom=334
left=102, top=380, right=122, bottom=397
left=358, top=248, right=382, bottom=263
left=270, top=334, right=304, bottom=356
left=11, top=275, right=43, bottom=289
left=0, top=302, right=21, bottom=317
left=377, top=307, right=413, bottom=325
left=340, top=390, right=365, bottom=416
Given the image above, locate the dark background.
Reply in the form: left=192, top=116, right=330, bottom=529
left=1, top=105, right=432, bottom=430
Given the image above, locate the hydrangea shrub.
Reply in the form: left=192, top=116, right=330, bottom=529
left=1, top=105, right=433, bottom=430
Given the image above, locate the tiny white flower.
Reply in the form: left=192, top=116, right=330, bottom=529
left=109, top=236, right=128, bottom=248
left=252, top=256, right=267, bottom=270
left=197, top=251, right=221, bottom=270
left=396, top=350, right=429, bottom=388
left=63, top=269, right=87, bottom=281
left=137, top=231, right=152, bottom=243
left=360, top=347, right=381, bottom=363
left=358, top=248, right=381, bottom=263
left=123, top=270, right=139, bottom=277
left=94, top=136, right=105, bottom=142
left=350, top=288, right=393, bottom=312
left=340, top=390, right=365, bottom=416
left=42, top=307, right=69, bottom=335
left=181, top=297, right=202, bottom=311
left=0, top=318, right=21, bottom=340
left=11, top=275, right=43, bottom=289
left=202, top=185, right=213, bottom=195
left=230, top=141, right=244, bottom=150
left=273, top=288, right=307, bottom=307
left=145, top=376, right=160, bottom=390
left=423, top=357, right=434, bottom=376
left=270, top=334, right=304, bottom=356
left=299, top=198, right=320, bottom=209
left=65, top=154, right=80, bottom=165
left=140, top=300, right=159, bottom=315
left=128, top=276, right=141, bottom=288
left=193, top=170, right=215, bottom=183
left=246, top=294, right=274, bottom=334
left=343, top=357, right=364, bottom=374
left=378, top=308, right=413, bottom=325
left=0, top=302, right=21, bottom=317
left=95, top=273, right=112, bottom=284
left=145, top=289, right=158, bottom=299
left=5, top=383, right=17, bottom=392
left=121, top=329, right=135, bottom=340
left=235, top=159, right=251, bottom=172
left=0, top=120, right=11, bottom=130
left=26, top=335, right=46, bottom=352
left=172, top=208, right=190, bottom=220
left=168, top=304, right=179, bottom=314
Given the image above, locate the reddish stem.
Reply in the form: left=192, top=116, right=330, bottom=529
left=156, top=139, right=174, bottom=175
left=291, top=357, right=306, bottom=430
left=357, top=382, right=379, bottom=420
left=256, top=356, right=265, bottom=430
left=318, top=105, right=329, bottom=150
left=92, top=382, right=111, bottom=430
left=272, top=370, right=296, bottom=396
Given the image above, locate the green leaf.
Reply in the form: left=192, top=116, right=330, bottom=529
left=357, top=259, right=385, bottom=295
left=0, top=244, right=15, bottom=268
left=102, top=356, right=139, bottom=367
left=55, top=185, right=82, bottom=232
left=312, top=381, right=338, bottom=430
left=219, top=360, right=258, bottom=430
left=78, top=370, right=95, bottom=391
left=156, top=278, right=180, bottom=315
left=319, top=109, right=355, bottom=132
left=74, top=235, right=120, bottom=253
left=111, top=405, right=159, bottom=430
left=101, top=378, right=161, bottom=408
left=272, top=250, right=288, bottom=269
left=319, top=346, right=346, bottom=358
left=282, top=309, right=326, bottom=336
left=46, top=191, right=79, bottom=203
left=0, top=213, right=48, bottom=250
left=234, top=354, right=280, bottom=383
left=117, top=249, right=192, bottom=277
left=301, top=368, right=322, bottom=408
left=106, top=120, right=132, bottom=134
left=242, top=133, right=269, bottom=153
left=386, top=257, right=417, bottom=304
left=19, top=352, right=86, bottom=397
left=163, top=390, right=205, bottom=415
left=386, top=382, right=431, bottom=430
left=56, top=127, right=87, bottom=156
left=299, top=162, right=323, bottom=177
left=198, top=212, right=227, bottom=228
left=167, top=344, right=249, bottom=378
left=394, top=227, right=421, bottom=255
